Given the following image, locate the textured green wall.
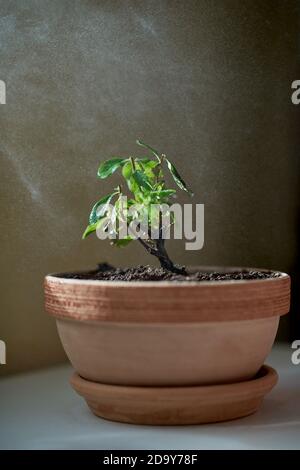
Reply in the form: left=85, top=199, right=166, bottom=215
left=0, top=0, right=299, bottom=375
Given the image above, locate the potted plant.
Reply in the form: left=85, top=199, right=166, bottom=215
left=45, top=140, right=290, bottom=425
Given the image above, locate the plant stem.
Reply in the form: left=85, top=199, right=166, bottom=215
left=130, top=208, right=186, bottom=275
left=137, top=237, right=186, bottom=274
left=130, top=156, right=136, bottom=172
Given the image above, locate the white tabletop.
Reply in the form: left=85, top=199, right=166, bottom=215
left=0, top=343, right=299, bottom=450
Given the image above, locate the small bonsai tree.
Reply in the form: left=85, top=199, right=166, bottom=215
left=83, top=140, right=193, bottom=274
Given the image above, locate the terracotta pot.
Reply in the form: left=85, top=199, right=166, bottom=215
left=44, top=267, right=290, bottom=387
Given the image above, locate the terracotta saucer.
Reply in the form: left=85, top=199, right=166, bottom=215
left=70, top=365, right=277, bottom=425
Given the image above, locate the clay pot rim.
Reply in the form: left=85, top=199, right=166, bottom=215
left=45, top=266, right=290, bottom=322
left=45, top=266, right=289, bottom=288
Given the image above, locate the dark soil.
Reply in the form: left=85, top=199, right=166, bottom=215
left=57, top=263, right=281, bottom=282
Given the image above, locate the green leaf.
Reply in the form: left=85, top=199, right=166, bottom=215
left=127, top=198, right=136, bottom=206
left=122, top=161, right=133, bottom=180
left=136, top=140, right=161, bottom=160
left=89, top=192, right=118, bottom=224
left=151, top=189, right=176, bottom=198
left=82, top=221, right=99, bottom=239
left=136, top=159, right=158, bottom=169
left=132, top=170, right=153, bottom=191
left=137, top=160, right=159, bottom=184
left=165, top=158, right=193, bottom=196
left=127, top=177, right=139, bottom=195
left=97, top=158, right=127, bottom=179
left=111, top=237, right=133, bottom=247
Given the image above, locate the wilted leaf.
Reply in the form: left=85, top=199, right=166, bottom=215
left=165, top=158, right=193, bottom=196
left=136, top=140, right=161, bottom=160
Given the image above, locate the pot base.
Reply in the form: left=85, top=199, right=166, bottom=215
left=70, top=365, right=277, bottom=425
